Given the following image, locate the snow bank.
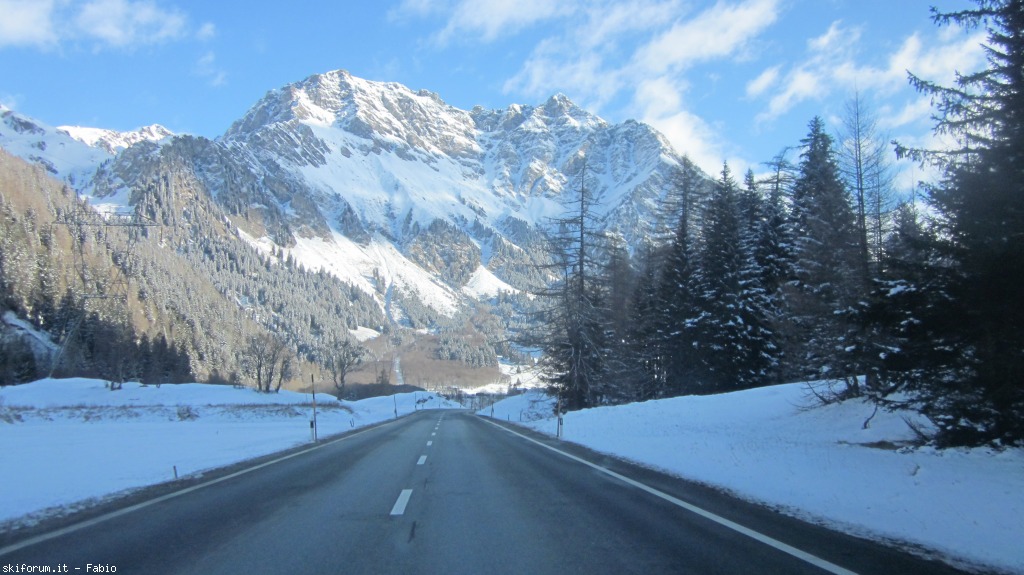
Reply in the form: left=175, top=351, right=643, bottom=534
left=482, top=384, right=1024, bottom=574
left=0, top=378, right=342, bottom=408
left=0, top=379, right=460, bottom=526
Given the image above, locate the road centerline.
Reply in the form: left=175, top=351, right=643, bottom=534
left=417, top=455, right=427, bottom=465
left=390, top=489, right=413, bottom=516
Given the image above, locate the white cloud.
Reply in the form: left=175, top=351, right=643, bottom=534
left=196, top=22, right=216, bottom=42
left=0, top=92, right=22, bottom=110
left=633, top=0, right=780, bottom=74
left=746, top=65, right=780, bottom=98
left=75, top=0, right=188, bottom=48
left=502, top=1, right=681, bottom=108
left=195, top=51, right=227, bottom=87
left=579, top=0, right=682, bottom=50
left=887, top=30, right=987, bottom=88
left=879, top=96, right=934, bottom=130
left=750, top=21, right=859, bottom=123
left=750, top=20, right=987, bottom=125
left=501, top=0, right=781, bottom=171
left=0, top=0, right=216, bottom=51
left=758, top=68, right=824, bottom=123
left=434, top=0, right=573, bottom=44
left=634, top=76, right=730, bottom=173
left=0, top=0, right=58, bottom=48
left=503, top=38, right=624, bottom=111
left=388, top=0, right=447, bottom=20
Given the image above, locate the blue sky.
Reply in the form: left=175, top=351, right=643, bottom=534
left=0, top=0, right=988, bottom=187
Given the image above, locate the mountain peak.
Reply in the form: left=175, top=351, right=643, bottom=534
left=547, top=92, right=573, bottom=106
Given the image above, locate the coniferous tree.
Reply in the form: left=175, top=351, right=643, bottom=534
left=654, top=166, right=703, bottom=395
left=740, top=170, right=784, bottom=384
left=624, top=244, right=665, bottom=400
left=689, top=163, right=777, bottom=391
left=786, top=117, right=862, bottom=383
left=756, top=152, right=796, bottom=303
left=535, top=157, right=609, bottom=410
left=884, top=0, right=1024, bottom=445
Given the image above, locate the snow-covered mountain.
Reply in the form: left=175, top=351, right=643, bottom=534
left=1, top=70, right=702, bottom=327
left=208, top=70, right=695, bottom=318
left=0, top=104, right=110, bottom=188
left=59, top=124, right=173, bottom=155
left=220, top=70, right=685, bottom=245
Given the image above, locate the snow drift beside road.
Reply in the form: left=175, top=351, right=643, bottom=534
left=0, top=378, right=459, bottom=528
left=483, top=385, right=1024, bottom=574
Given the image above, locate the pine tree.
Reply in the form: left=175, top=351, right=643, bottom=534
left=756, top=152, right=796, bottom=300
left=624, top=245, right=664, bottom=401
left=654, top=166, right=703, bottom=395
left=886, top=0, right=1024, bottom=445
left=689, top=163, right=777, bottom=391
left=787, top=117, right=862, bottom=382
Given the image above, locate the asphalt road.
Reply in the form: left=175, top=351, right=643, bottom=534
left=1, top=410, right=971, bottom=574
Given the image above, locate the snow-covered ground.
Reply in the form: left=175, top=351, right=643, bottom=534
left=3, top=378, right=1021, bottom=573
left=0, top=378, right=459, bottom=529
left=482, top=385, right=1024, bottom=575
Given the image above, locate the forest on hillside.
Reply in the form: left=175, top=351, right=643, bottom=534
left=0, top=146, right=387, bottom=389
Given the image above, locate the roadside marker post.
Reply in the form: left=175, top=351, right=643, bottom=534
left=310, top=374, right=319, bottom=442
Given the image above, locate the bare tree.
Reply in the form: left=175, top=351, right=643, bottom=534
left=531, top=155, right=610, bottom=410
left=837, top=92, right=896, bottom=278
left=326, top=338, right=365, bottom=398
left=243, top=333, right=292, bottom=393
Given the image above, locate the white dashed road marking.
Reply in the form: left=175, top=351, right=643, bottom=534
left=390, top=489, right=413, bottom=516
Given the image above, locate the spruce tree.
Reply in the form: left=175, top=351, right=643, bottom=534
left=625, top=245, right=665, bottom=400
left=655, top=166, right=702, bottom=395
left=787, top=117, right=862, bottom=382
left=886, top=0, right=1024, bottom=445
left=690, top=163, right=777, bottom=391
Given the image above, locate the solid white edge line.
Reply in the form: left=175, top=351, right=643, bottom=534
left=390, top=489, right=413, bottom=516
left=479, top=417, right=859, bottom=575
left=0, top=420, right=396, bottom=557
left=417, top=455, right=427, bottom=465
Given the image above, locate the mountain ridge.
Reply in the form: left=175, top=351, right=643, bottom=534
left=58, top=124, right=174, bottom=155
left=1, top=70, right=707, bottom=370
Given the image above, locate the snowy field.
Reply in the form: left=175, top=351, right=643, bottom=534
left=482, top=385, right=1024, bottom=575
left=0, top=378, right=459, bottom=529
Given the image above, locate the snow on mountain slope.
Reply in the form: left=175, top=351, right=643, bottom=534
left=222, top=69, right=689, bottom=243
left=462, top=265, right=517, bottom=299
left=1, top=69, right=702, bottom=325
left=285, top=231, right=462, bottom=317
left=58, top=124, right=174, bottom=155
left=208, top=69, right=698, bottom=319
left=0, top=104, right=110, bottom=186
